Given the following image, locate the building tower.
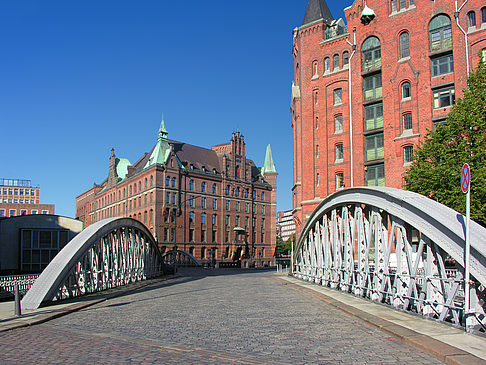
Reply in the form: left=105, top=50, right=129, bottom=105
left=291, top=0, right=486, bottom=232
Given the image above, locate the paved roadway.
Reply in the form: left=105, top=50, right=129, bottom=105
left=0, top=269, right=443, bottom=364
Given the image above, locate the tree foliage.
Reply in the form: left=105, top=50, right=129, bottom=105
left=405, top=58, right=486, bottom=227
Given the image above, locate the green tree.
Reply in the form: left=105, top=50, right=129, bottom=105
left=406, top=58, right=486, bottom=227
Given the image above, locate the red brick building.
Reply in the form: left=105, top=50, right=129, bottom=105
left=0, top=179, right=54, bottom=217
left=76, top=120, right=277, bottom=267
left=291, top=0, right=486, bottom=231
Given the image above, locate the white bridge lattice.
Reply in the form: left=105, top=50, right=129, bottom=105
left=22, top=218, right=165, bottom=310
left=292, top=187, right=486, bottom=331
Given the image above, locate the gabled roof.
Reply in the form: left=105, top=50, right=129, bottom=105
left=302, top=0, right=333, bottom=26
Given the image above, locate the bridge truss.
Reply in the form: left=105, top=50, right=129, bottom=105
left=22, top=218, right=165, bottom=310
left=162, top=250, right=202, bottom=267
left=293, top=187, right=486, bottom=332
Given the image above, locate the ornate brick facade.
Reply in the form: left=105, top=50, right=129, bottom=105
left=291, top=0, right=486, bottom=232
left=76, top=121, right=277, bottom=267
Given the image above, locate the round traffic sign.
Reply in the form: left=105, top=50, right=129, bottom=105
left=461, top=163, right=471, bottom=194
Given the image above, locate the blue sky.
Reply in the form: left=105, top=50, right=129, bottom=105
left=0, top=0, right=352, bottom=218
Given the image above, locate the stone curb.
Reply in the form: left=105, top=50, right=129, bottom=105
left=0, top=275, right=179, bottom=333
left=274, top=276, right=486, bottom=365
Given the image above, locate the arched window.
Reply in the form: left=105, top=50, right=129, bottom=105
left=333, top=54, right=340, bottom=70
left=401, top=81, right=411, bottom=100
left=429, top=15, right=452, bottom=51
left=201, top=182, right=206, bottom=192
left=129, top=186, right=132, bottom=196
left=144, top=178, right=147, bottom=188
left=362, top=36, right=381, bottom=71
left=342, top=51, right=349, bottom=66
left=225, top=185, right=230, bottom=195
left=212, top=184, right=216, bottom=194
left=482, top=7, right=486, bottom=24
left=399, top=31, right=410, bottom=58
left=150, top=175, right=153, bottom=187
left=324, top=57, right=330, bottom=73
left=189, top=180, right=194, bottom=191
left=312, top=60, right=318, bottom=77
left=468, top=11, right=476, bottom=27
left=189, top=211, right=194, bottom=224
left=166, top=176, right=170, bottom=186
left=201, top=213, right=206, bottom=224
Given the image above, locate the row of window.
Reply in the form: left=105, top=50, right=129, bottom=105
left=0, top=209, right=49, bottom=217
left=1, top=188, right=36, bottom=196
left=1, top=199, right=37, bottom=204
left=312, top=52, right=349, bottom=77
left=390, top=0, right=414, bottom=14
left=466, top=7, right=486, bottom=28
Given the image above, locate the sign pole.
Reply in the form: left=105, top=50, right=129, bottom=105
left=461, top=163, right=471, bottom=332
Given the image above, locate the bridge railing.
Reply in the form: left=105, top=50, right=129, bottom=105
left=0, top=274, right=40, bottom=299
left=292, top=187, right=486, bottom=333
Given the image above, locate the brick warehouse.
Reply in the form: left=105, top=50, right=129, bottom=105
left=76, top=119, right=277, bottom=267
left=291, top=0, right=486, bottom=231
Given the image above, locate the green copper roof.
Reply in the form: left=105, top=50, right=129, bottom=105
left=115, top=158, right=131, bottom=181
left=261, top=144, right=277, bottom=174
left=145, top=117, right=171, bottom=169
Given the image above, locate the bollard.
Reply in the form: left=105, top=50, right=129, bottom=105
left=14, top=284, right=21, bottom=316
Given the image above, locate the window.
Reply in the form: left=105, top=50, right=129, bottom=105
left=312, top=60, right=318, bottom=77
left=364, top=74, right=382, bottom=100
left=261, top=192, right=264, bottom=200
left=189, top=211, right=195, bottom=224
left=166, top=192, right=170, bottom=204
left=468, top=11, right=476, bottom=27
left=245, top=203, right=249, bottom=213
left=366, top=164, right=385, bottom=186
left=171, top=193, right=176, bottom=204
left=212, top=214, right=216, bottom=225
left=171, top=178, right=176, bottom=187
left=201, top=197, right=206, bottom=209
left=482, top=7, right=486, bottom=24
left=212, top=184, right=216, bottom=194
left=0, top=209, right=5, bottom=217
left=225, top=185, right=230, bottom=195
left=189, top=195, right=194, bottom=207
left=150, top=175, right=153, bottom=186
left=364, top=103, right=383, bottom=130
left=31, top=210, right=38, bottom=214
left=433, top=87, right=455, bottom=108
left=335, top=144, right=344, bottom=163
left=362, top=36, right=381, bottom=72
left=235, top=216, right=240, bottom=227
left=343, top=51, right=349, bottom=66
left=335, top=115, right=343, bottom=134
left=333, top=54, right=340, bottom=70
left=336, top=173, right=345, bottom=189
left=315, top=116, right=319, bottom=130
left=365, top=134, right=384, bottom=161
left=324, top=57, right=330, bottom=73
left=212, top=198, right=217, bottom=209
left=399, top=32, right=410, bottom=58
left=402, top=113, right=413, bottom=132
left=399, top=0, right=406, bottom=10
left=201, top=182, right=206, bottom=192
left=236, top=187, right=240, bottom=197
left=226, top=200, right=230, bottom=210
left=236, top=201, right=240, bottom=211
left=225, top=215, right=229, bottom=226
left=391, top=0, right=397, bottom=12
left=316, top=145, right=320, bottom=158
left=401, top=81, right=411, bottom=100
left=334, top=88, right=342, bottom=105
left=9, top=209, right=16, bottom=217
left=201, top=213, right=206, bottom=225
left=432, top=54, right=454, bottom=76
left=316, top=173, right=320, bottom=187
left=314, top=90, right=318, bottom=104
left=189, top=180, right=194, bottom=191
left=404, top=145, right=414, bottom=164
left=429, top=15, right=452, bottom=51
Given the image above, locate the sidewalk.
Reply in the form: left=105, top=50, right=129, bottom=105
left=275, top=274, right=486, bottom=365
left=0, top=276, right=177, bottom=333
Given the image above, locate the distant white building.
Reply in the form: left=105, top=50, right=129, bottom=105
left=277, top=210, right=296, bottom=243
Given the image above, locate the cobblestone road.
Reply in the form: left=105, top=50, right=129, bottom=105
left=0, top=269, right=443, bottom=364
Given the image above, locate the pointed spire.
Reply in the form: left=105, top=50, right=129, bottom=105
left=262, top=144, right=277, bottom=174
left=158, top=114, right=168, bottom=140
left=302, top=0, right=333, bottom=26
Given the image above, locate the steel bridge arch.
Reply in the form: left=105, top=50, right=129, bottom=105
left=162, top=250, right=202, bottom=267
left=293, top=187, right=486, bottom=330
left=22, top=218, right=164, bottom=310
